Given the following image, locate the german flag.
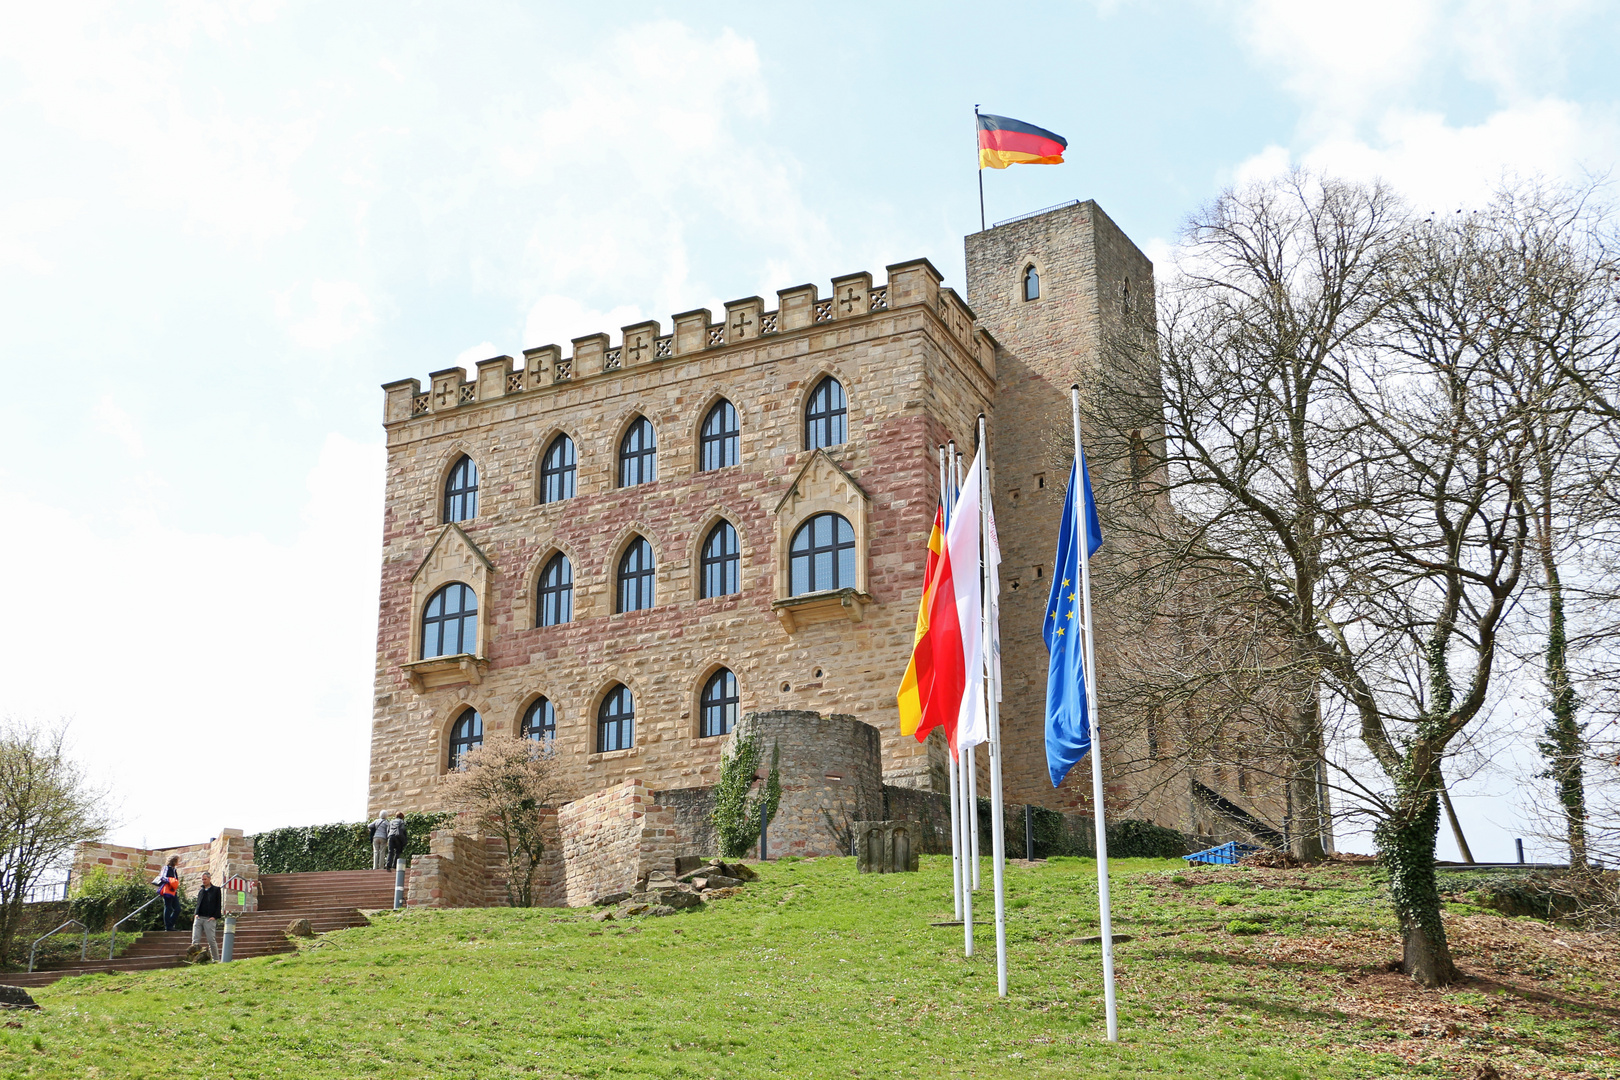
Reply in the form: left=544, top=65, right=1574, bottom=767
left=977, top=113, right=1067, bottom=170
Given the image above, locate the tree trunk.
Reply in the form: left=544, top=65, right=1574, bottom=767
left=1287, top=693, right=1328, bottom=861
left=1538, top=551, right=1588, bottom=869
left=1376, top=781, right=1459, bottom=987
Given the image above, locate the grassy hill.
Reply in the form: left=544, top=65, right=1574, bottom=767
left=4, top=856, right=1615, bottom=1079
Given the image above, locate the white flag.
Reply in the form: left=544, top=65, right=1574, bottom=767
left=985, top=475, right=1002, bottom=703
left=950, top=447, right=987, bottom=750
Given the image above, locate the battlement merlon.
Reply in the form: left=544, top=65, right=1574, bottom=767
left=381, top=258, right=995, bottom=424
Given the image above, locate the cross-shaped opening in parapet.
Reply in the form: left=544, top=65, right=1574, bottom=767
left=839, top=287, right=860, bottom=314
left=627, top=336, right=647, bottom=363
left=730, top=311, right=753, bottom=336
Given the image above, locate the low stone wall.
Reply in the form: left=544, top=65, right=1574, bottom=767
left=70, top=828, right=260, bottom=909
left=405, top=812, right=563, bottom=910
left=654, top=787, right=717, bottom=859
left=881, top=785, right=953, bottom=854
left=557, top=779, right=676, bottom=906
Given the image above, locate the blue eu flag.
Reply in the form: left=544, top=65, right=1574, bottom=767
left=1043, top=454, right=1104, bottom=788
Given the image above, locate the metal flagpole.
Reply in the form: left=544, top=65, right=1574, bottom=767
left=1071, top=386, right=1118, bottom=1042
left=980, top=415, right=1010, bottom=996
left=940, top=445, right=963, bottom=924
left=953, top=447, right=973, bottom=958
left=967, top=745, right=980, bottom=889
left=974, top=105, right=986, bottom=232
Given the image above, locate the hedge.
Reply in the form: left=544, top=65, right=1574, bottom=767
left=253, top=813, right=452, bottom=875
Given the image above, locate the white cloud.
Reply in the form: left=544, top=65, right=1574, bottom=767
left=522, top=297, right=647, bottom=351
left=0, top=434, right=383, bottom=846
left=278, top=280, right=378, bottom=350
left=90, top=395, right=145, bottom=459
left=0, top=5, right=311, bottom=243
left=1224, top=1, right=1618, bottom=214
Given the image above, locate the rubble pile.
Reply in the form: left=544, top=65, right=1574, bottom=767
left=591, top=858, right=758, bottom=921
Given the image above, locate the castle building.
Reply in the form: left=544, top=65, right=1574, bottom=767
left=369, top=201, right=1169, bottom=826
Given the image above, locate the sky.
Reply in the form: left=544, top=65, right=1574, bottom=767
left=1, top=1, right=1616, bottom=859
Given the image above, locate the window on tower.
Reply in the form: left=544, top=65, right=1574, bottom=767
left=803, top=377, right=847, bottom=451
left=422, top=582, right=478, bottom=658
left=447, top=708, right=483, bottom=771
left=700, top=521, right=740, bottom=598
left=444, top=455, right=479, bottom=522
left=618, top=417, right=657, bottom=487
left=540, top=435, right=576, bottom=503
left=700, top=400, right=740, bottom=471
left=1023, top=265, right=1040, bottom=301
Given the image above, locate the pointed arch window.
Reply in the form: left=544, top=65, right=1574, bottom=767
left=619, top=417, right=657, bottom=487
left=700, top=522, right=740, bottom=598
left=541, top=435, right=576, bottom=503
left=700, top=400, right=740, bottom=471
left=598, top=684, right=634, bottom=752
left=444, top=455, right=479, bottom=522
left=700, top=668, right=738, bottom=738
left=522, top=697, right=557, bottom=746
left=1023, top=265, right=1040, bottom=301
left=422, top=582, right=478, bottom=658
left=448, top=708, right=483, bottom=771
left=804, top=377, right=847, bottom=451
left=616, top=537, right=655, bottom=613
left=789, top=513, right=855, bottom=595
left=538, top=553, right=573, bottom=626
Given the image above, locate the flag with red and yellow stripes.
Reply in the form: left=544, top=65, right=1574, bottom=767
left=977, top=113, right=1067, bottom=169
left=897, top=503, right=945, bottom=737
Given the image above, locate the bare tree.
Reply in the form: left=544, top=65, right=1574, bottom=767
left=0, top=722, right=111, bottom=963
left=439, top=736, right=561, bottom=908
left=1091, top=171, right=1583, bottom=987
left=1470, top=183, right=1620, bottom=870
left=1090, top=170, right=1408, bottom=861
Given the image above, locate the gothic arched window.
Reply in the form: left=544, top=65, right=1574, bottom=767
left=700, top=400, right=740, bottom=471
left=803, top=377, right=847, bottom=451
left=700, top=521, right=740, bottom=598
left=537, top=553, right=573, bottom=626
left=1023, top=265, right=1040, bottom=302
left=444, top=455, right=479, bottom=522
left=616, top=537, right=655, bottom=613
left=598, top=684, right=634, bottom=752
left=422, top=582, right=478, bottom=658
left=789, top=513, right=856, bottom=595
left=618, top=417, right=657, bottom=487
left=540, top=435, right=576, bottom=503
left=700, top=668, right=738, bottom=738
left=448, top=709, right=483, bottom=771
left=522, top=697, right=557, bottom=745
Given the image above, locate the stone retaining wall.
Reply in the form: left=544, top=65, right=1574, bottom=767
left=556, top=779, right=676, bottom=905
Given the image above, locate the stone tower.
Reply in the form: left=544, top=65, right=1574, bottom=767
left=965, top=201, right=1157, bottom=811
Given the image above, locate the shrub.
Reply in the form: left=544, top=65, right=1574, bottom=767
left=1107, top=819, right=1195, bottom=859
left=712, top=734, right=780, bottom=859
left=1226, top=919, right=1266, bottom=935
left=254, top=813, right=451, bottom=875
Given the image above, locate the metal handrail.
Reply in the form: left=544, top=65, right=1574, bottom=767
left=27, top=919, right=89, bottom=973
left=108, top=894, right=160, bottom=959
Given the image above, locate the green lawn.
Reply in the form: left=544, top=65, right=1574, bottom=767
left=6, top=856, right=1613, bottom=1079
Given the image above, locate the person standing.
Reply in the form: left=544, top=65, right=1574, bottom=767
left=370, top=811, right=391, bottom=870
left=154, top=856, right=181, bottom=931
left=191, top=872, right=222, bottom=961
left=385, top=812, right=408, bottom=871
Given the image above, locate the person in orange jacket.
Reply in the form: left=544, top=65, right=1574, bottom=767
left=154, top=855, right=181, bottom=931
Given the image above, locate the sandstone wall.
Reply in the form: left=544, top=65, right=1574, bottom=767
left=368, top=262, right=997, bottom=817
left=653, top=786, right=717, bottom=859
left=556, top=779, right=677, bottom=906
left=724, top=710, right=882, bottom=858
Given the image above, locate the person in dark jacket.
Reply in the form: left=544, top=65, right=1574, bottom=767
left=154, top=856, right=181, bottom=931
left=191, top=872, right=222, bottom=961
left=385, top=812, right=408, bottom=870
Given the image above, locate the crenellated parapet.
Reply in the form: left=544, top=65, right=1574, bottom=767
left=381, top=258, right=990, bottom=423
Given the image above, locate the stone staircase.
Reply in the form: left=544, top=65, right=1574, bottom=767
left=2, top=869, right=397, bottom=989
